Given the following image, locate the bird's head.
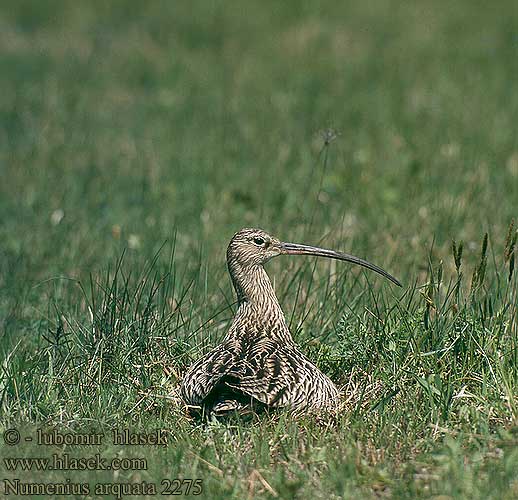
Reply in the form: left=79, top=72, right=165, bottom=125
left=227, top=228, right=283, bottom=268
left=227, top=227, right=401, bottom=287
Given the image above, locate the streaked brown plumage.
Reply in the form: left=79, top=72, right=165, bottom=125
left=181, top=228, right=401, bottom=418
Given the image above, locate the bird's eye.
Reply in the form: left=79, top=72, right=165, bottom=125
left=253, top=237, right=265, bottom=246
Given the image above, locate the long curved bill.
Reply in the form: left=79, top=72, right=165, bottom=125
left=279, top=242, right=402, bottom=287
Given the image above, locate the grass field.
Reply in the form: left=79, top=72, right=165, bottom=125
left=1, top=1, right=518, bottom=498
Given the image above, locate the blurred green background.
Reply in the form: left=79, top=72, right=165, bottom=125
left=2, top=0, right=516, bottom=286
left=1, top=1, right=518, bottom=498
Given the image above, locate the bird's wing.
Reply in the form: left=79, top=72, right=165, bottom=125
left=182, top=336, right=338, bottom=411
left=225, top=338, right=324, bottom=408
left=180, top=343, right=235, bottom=406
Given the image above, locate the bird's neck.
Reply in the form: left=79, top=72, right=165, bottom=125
left=229, top=262, right=288, bottom=326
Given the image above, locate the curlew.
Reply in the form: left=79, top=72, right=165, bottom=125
left=181, top=228, right=401, bottom=418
